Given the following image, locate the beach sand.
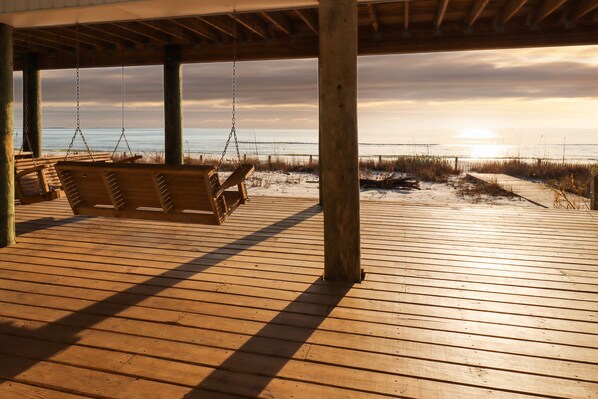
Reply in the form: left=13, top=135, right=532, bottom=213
left=237, top=171, right=539, bottom=208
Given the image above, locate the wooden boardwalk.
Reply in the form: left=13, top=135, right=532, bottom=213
left=1, top=197, right=598, bottom=398
left=468, top=173, right=591, bottom=209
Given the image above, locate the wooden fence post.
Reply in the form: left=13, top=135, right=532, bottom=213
left=591, top=173, right=597, bottom=211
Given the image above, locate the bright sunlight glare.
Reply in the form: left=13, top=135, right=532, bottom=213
left=469, top=144, right=508, bottom=159
left=458, top=129, right=497, bottom=140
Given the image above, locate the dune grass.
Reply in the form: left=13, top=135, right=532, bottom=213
left=469, top=159, right=596, bottom=197
left=138, top=153, right=460, bottom=183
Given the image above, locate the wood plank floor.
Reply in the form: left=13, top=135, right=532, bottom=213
left=467, top=172, right=591, bottom=209
left=1, top=197, right=597, bottom=398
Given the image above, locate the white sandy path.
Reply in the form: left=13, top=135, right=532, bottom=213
left=239, top=171, right=539, bottom=208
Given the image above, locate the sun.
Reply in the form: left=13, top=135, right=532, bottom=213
left=458, top=128, right=497, bottom=140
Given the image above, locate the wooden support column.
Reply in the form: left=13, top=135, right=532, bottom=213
left=23, top=52, right=42, bottom=157
left=164, top=44, right=183, bottom=165
left=591, top=173, right=597, bottom=211
left=319, top=0, right=361, bottom=283
left=0, top=23, right=15, bottom=247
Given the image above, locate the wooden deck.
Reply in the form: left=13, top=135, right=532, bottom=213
left=468, top=173, right=591, bottom=210
left=1, top=197, right=598, bottom=398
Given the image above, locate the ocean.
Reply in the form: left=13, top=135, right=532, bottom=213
left=13, top=127, right=598, bottom=163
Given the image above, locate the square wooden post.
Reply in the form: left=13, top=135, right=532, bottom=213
left=23, top=52, right=42, bottom=157
left=164, top=44, right=183, bottom=165
left=319, top=0, right=362, bottom=283
left=591, top=173, right=597, bottom=211
left=0, top=23, right=15, bottom=247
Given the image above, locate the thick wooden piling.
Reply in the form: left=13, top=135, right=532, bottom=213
left=164, top=45, right=183, bottom=165
left=319, top=0, right=361, bottom=282
left=23, top=52, right=42, bottom=157
left=0, top=23, right=15, bottom=247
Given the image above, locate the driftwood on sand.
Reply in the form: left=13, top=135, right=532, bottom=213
left=360, top=173, right=420, bottom=190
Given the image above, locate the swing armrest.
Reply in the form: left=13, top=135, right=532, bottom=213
left=16, top=164, right=47, bottom=179
left=215, top=164, right=255, bottom=197
left=114, top=155, right=143, bottom=163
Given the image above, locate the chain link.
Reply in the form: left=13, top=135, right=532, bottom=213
left=217, top=10, right=242, bottom=170
left=66, top=25, right=95, bottom=161
left=112, top=58, right=133, bottom=158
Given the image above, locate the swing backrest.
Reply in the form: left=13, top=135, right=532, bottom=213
left=15, top=152, right=113, bottom=190
left=55, top=161, right=254, bottom=225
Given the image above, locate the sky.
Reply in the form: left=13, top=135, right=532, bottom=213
left=12, top=44, right=598, bottom=137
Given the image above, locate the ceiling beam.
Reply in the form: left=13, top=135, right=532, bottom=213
left=114, top=22, right=169, bottom=46
left=404, top=1, right=410, bottom=31
left=260, top=11, right=292, bottom=36
left=434, top=0, right=450, bottom=30
left=495, top=0, right=529, bottom=27
left=233, top=13, right=269, bottom=39
left=36, top=27, right=111, bottom=50
left=139, top=20, right=196, bottom=45
left=529, top=0, right=567, bottom=25
left=368, top=4, right=380, bottom=33
left=571, top=0, right=598, bottom=21
left=16, top=25, right=598, bottom=71
left=170, top=18, right=219, bottom=42
left=14, top=31, right=79, bottom=52
left=82, top=24, right=147, bottom=48
left=13, top=37, right=61, bottom=53
left=294, top=9, right=318, bottom=35
left=198, top=16, right=238, bottom=39
left=466, top=0, right=490, bottom=28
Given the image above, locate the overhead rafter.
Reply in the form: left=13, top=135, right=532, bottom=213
left=404, top=0, right=410, bottom=31
left=170, top=18, right=219, bottom=42
left=233, top=13, right=269, bottom=39
left=260, top=11, right=292, bottom=36
left=13, top=36, right=61, bottom=53
left=495, top=0, right=529, bottom=27
left=434, top=0, right=450, bottom=30
left=11, top=1, right=598, bottom=70
left=571, top=0, right=598, bottom=21
left=198, top=16, right=238, bottom=39
left=14, top=31, right=79, bottom=52
left=294, top=9, right=319, bottom=35
left=39, top=28, right=112, bottom=50
left=466, top=0, right=490, bottom=27
left=83, top=24, right=147, bottom=47
left=114, top=22, right=169, bottom=45
left=368, top=4, right=380, bottom=32
left=139, top=20, right=197, bottom=45
left=529, top=0, right=567, bottom=25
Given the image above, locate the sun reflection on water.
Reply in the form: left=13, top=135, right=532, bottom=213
left=458, top=129, right=509, bottom=159
left=468, top=143, right=509, bottom=159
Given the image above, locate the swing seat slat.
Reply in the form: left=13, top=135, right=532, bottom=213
left=55, top=162, right=254, bottom=225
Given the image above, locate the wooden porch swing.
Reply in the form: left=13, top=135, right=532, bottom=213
left=15, top=34, right=140, bottom=205
left=56, top=14, right=254, bottom=225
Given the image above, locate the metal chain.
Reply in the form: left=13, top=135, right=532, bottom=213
left=22, top=54, right=29, bottom=153
left=217, top=10, right=242, bottom=170
left=66, top=25, right=94, bottom=161
left=112, top=57, right=133, bottom=158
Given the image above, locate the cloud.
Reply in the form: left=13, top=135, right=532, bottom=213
left=11, top=45, right=598, bottom=129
